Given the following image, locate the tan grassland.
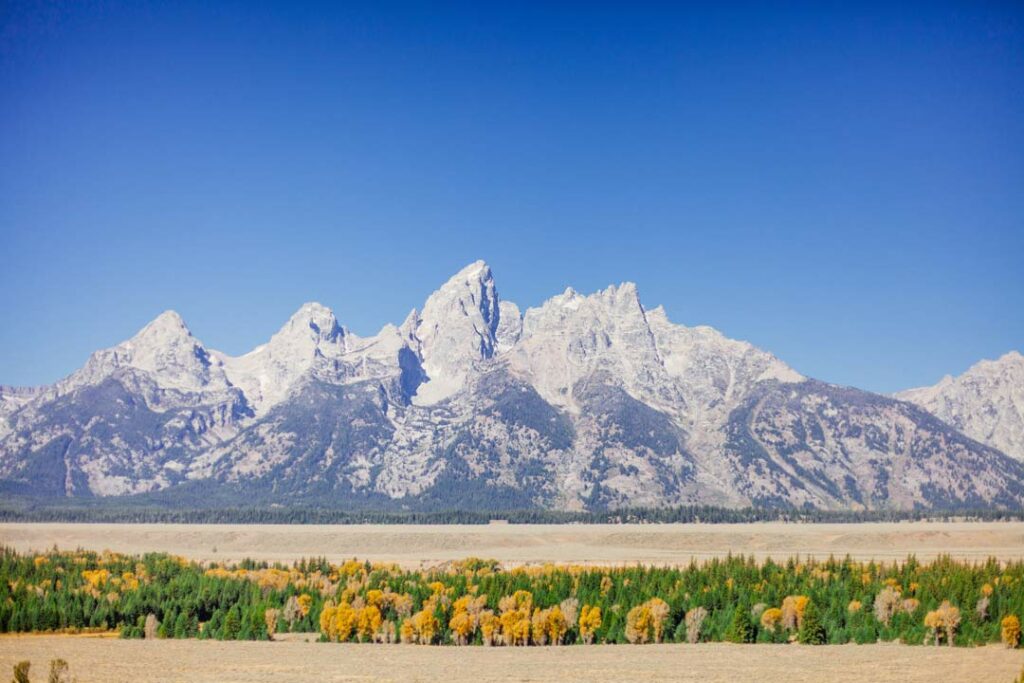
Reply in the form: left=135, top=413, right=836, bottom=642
left=1, top=521, right=1023, bottom=566
left=1, top=634, right=1022, bottom=682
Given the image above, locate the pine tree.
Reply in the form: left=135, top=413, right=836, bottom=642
left=223, top=606, right=242, bottom=640
left=174, top=611, right=189, bottom=639
left=725, top=606, right=753, bottom=643
left=798, top=602, right=826, bottom=645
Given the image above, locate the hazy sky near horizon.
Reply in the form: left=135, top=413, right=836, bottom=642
left=1, top=2, right=1021, bottom=393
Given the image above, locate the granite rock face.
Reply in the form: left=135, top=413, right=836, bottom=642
left=2, top=262, right=1021, bottom=511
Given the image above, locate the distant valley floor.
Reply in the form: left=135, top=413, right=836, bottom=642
left=2, top=521, right=1023, bottom=566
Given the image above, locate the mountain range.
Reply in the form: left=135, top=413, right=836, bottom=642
left=1, top=261, right=1022, bottom=511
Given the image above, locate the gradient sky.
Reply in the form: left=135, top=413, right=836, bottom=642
left=1, top=1, right=1021, bottom=393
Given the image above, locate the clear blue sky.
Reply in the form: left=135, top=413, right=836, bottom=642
left=1, top=1, right=1021, bottom=393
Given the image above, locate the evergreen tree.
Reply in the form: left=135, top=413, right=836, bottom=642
left=725, top=606, right=753, bottom=643
left=223, top=606, right=242, bottom=640
left=798, top=602, right=826, bottom=645
left=174, top=611, right=189, bottom=639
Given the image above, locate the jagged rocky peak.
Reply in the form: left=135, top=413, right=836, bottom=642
left=218, top=302, right=352, bottom=414
left=65, top=309, right=228, bottom=393
left=412, top=260, right=501, bottom=404
left=897, top=350, right=1024, bottom=461
left=127, top=310, right=221, bottom=388
left=268, top=301, right=348, bottom=355
left=512, top=280, right=670, bottom=409
left=4, top=262, right=1022, bottom=511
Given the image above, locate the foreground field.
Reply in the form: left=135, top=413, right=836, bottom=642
left=2, top=521, right=1022, bottom=566
left=1, top=635, right=1022, bottom=682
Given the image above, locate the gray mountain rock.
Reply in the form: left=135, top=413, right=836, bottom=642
left=896, top=351, right=1024, bottom=461
left=2, top=261, right=1021, bottom=510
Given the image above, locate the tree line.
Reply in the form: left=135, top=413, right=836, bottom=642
left=1, top=501, right=1021, bottom=525
left=1, top=547, right=1021, bottom=648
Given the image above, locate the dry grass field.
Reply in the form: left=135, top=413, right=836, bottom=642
left=1, top=521, right=1022, bottom=566
left=2, top=522, right=1024, bottom=681
left=1, top=634, right=1022, bottom=683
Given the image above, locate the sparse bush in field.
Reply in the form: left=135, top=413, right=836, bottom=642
left=12, top=661, right=30, bottom=683
left=48, top=659, right=72, bottom=683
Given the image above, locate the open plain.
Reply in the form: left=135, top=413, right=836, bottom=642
left=2, top=521, right=1023, bottom=566
left=1, top=634, right=1022, bottom=683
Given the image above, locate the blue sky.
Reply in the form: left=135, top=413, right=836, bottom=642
left=1, top=1, right=1021, bottom=393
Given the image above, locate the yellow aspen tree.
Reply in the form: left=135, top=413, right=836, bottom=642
left=648, top=598, right=670, bottom=643
left=924, top=601, right=961, bottom=647
left=264, top=608, right=280, bottom=639
left=624, top=599, right=669, bottom=644
left=356, top=605, right=382, bottom=642
left=449, top=611, right=475, bottom=645
left=781, top=595, right=810, bottom=631
left=479, top=610, right=500, bottom=646
left=546, top=606, right=568, bottom=645
left=399, top=619, right=416, bottom=644
left=365, top=589, right=385, bottom=609
left=579, top=605, right=602, bottom=644
left=297, top=594, right=312, bottom=617
left=761, top=607, right=783, bottom=632
left=412, top=608, right=439, bottom=645
left=330, top=603, right=357, bottom=642
left=319, top=603, right=336, bottom=639
left=531, top=608, right=551, bottom=645
left=1001, top=615, right=1021, bottom=649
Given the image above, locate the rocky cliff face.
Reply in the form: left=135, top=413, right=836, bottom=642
left=2, top=262, right=1021, bottom=510
left=896, top=351, right=1024, bottom=462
